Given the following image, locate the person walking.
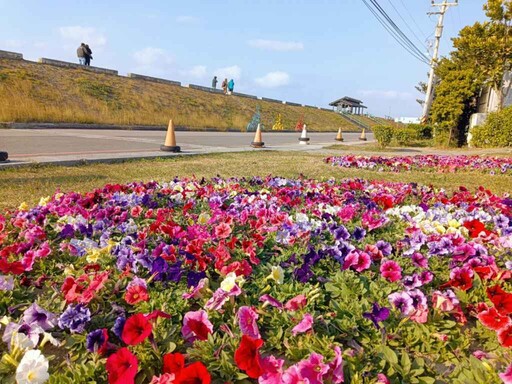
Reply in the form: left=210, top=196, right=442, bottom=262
left=227, top=79, right=234, bottom=94
left=84, top=44, right=93, bottom=66
left=221, top=78, right=228, bottom=94
left=212, top=76, right=218, bottom=89
left=77, top=43, right=86, bottom=65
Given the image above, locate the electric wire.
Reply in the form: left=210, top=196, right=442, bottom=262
left=361, top=0, right=430, bottom=64
left=386, top=0, right=428, bottom=50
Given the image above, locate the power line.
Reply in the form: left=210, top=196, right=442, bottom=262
left=397, top=0, right=429, bottom=40
left=360, top=0, right=430, bottom=65
left=386, top=0, right=428, bottom=50
left=368, top=0, right=429, bottom=61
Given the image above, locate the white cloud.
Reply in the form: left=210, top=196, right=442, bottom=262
left=358, top=90, right=413, bottom=100
left=133, top=47, right=174, bottom=67
left=180, top=65, right=207, bottom=78
left=176, top=15, right=199, bottom=24
left=248, top=39, right=304, bottom=52
left=214, top=65, right=241, bottom=81
left=255, top=71, right=290, bottom=88
left=59, top=26, right=107, bottom=47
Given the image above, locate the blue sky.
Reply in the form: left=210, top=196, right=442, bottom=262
left=0, top=0, right=487, bottom=117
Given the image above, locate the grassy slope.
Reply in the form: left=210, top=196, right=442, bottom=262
left=0, top=58, right=361, bottom=131
left=1, top=151, right=510, bottom=210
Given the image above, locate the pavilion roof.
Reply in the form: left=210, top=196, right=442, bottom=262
left=329, top=96, right=366, bottom=107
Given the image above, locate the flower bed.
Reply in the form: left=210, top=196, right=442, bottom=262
left=325, top=155, right=512, bottom=175
left=0, top=177, right=511, bottom=383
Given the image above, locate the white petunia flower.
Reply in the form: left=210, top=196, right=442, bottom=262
left=15, top=349, right=49, bottom=384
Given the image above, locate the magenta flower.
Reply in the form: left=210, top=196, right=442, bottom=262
left=292, top=313, right=314, bottom=336
left=182, top=278, right=208, bottom=300
left=380, top=260, right=402, bottom=282
left=204, top=284, right=242, bottom=311
left=214, top=222, right=232, bottom=239
left=377, top=373, right=391, bottom=384
left=259, top=294, right=284, bottom=309
left=326, top=346, right=344, bottom=383
left=411, top=252, right=428, bottom=268
left=238, top=306, right=260, bottom=339
left=343, top=251, right=371, bottom=273
left=499, top=363, right=512, bottom=384
left=296, top=353, right=330, bottom=384
left=259, top=355, right=284, bottom=384
left=182, top=310, right=213, bottom=342
left=284, top=294, right=307, bottom=311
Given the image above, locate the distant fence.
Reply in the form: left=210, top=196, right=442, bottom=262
left=0, top=52, right=344, bottom=113
left=127, top=73, right=181, bottom=86
left=38, top=58, right=118, bottom=75
left=0, top=49, right=23, bottom=60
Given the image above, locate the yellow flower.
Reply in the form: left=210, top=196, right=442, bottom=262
left=198, top=212, right=210, bottom=225
left=18, top=202, right=29, bottom=211
left=38, top=196, right=50, bottom=207
left=64, top=264, right=76, bottom=276
left=267, top=266, right=284, bottom=284
left=448, top=219, right=461, bottom=228
left=435, top=224, right=446, bottom=234
left=86, top=248, right=101, bottom=264
left=220, top=272, right=237, bottom=292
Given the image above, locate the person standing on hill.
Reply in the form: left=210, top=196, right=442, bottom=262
left=221, top=78, right=228, bottom=94
left=228, top=79, right=234, bottom=94
left=84, top=44, right=93, bottom=66
left=212, top=76, right=218, bottom=89
left=77, top=43, right=86, bottom=65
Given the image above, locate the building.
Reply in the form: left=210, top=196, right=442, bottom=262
left=395, top=117, right=420, bottom=124
left=476, top=71, right=512, bottom=113
left=329, top=96, right=367, bottom=115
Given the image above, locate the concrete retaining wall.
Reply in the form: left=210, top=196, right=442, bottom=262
left=127, top=73, right=181, bottom=86
left=0, top=50, right=23, bottom=60
left=38, top=58, right=118, bottom=75
left=284, top=101, right=302, bottom=107
left=233, top=92, right=258, bottom=100
left=262, top=97, right=283, bottom=104
left=188, top=84, right=224, bottom=94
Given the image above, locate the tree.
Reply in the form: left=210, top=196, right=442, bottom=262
left=451, top=1, right=512, bottom=110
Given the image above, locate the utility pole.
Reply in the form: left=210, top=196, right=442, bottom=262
left=421, top=0, right=458, bottom=122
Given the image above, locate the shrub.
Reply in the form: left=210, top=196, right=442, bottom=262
left=471, top=106, right=512, bottom=147
left=393, top=126, right=419, bottom=146
left=372, top=125, right=394, bottom=148
left=407, top=124, right=433, bottom=139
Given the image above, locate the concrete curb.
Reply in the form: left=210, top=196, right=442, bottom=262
left=2, top=122, right=364, bottom=134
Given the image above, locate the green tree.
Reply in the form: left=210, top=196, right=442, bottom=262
left=451, top=0, right=512, bottom=110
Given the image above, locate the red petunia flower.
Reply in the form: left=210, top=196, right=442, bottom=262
left=124, top=285, right=150, bottom=305
left=477, top=307, right=511, bottom=331
left=490, top=292, right=512, bottom=316
left=234, top=335, right=264, bottom=379
left=163, top=353, right=186, bottom=377
left=106, top=347, right=138, bottom=384
left=122, top=313, right=153, bottom=345
left=179, top=362, right=211, bottom=384
left=498, top=324, right=512, bottom=348
left=463, top=219, right=491, bottom=238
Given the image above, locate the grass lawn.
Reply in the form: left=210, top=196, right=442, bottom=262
left=1, top=151, right=510, bottom=210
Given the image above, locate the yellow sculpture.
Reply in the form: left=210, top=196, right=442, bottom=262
left=272, top=113, right=284, bottom=131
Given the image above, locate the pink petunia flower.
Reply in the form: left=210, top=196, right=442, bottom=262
left=500, top=363, right=512, bottom=384
left=284, top=295, right=307, bottom=311
left=292, top=313, right=314, bottom=336
left=380, top=260, right=402, bottom=282
left=238, top=306, right=260, bottom=339
left=259, top=355, right=284, bottom=384
left=259, top=294, right=284, bottom=309
left=296, top=353, right=330, bottom=384
left=214, top=222, right=232, bottom=239
left=182, top=310, right=213, bottom=342
left=325, top=346, right=344, bottom=383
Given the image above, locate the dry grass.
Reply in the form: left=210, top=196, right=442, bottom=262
left=0, top=59, right=357, bottom=131
left=0, top=151, right=510, bottom=211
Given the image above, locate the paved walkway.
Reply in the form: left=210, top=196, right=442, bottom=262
left=0, top=129, right=373, bottom=167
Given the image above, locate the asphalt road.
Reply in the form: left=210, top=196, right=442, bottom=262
left=0, top=129, right=374, bottom=165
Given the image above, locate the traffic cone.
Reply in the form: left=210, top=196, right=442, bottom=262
left=251, top=123, right=264, bottom=148
left=359, top=128, right=367, bottom=141
left=298, top=124, right=310, bottom=145
left=160, top=119, right=181, bottom=152
left=335, top=128, right=344, bottom=142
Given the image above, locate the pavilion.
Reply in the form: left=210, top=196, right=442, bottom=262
left=329, top=96, right=367, bottom=115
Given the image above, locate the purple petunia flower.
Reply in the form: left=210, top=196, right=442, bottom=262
left=259, top=294, right=284, bottom=309
left=112, top=316, right=126, bottom=338
left=352, top=227, right=366, bottom=241
left=86, top=328, right=108, bottom=353
left=375, top=241, right=392, bottom=257
left=58, top=304, right=91, bottom=333
left=363, top=302, right=390, bottom=329
left=0, top=275, right=14, bottom=291
left=23, top=303, right=57, bottom=331
left=388, top=291, right=414, bottom=315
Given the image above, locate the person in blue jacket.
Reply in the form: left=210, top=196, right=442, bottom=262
left=227, top=79, right=235, bottom=94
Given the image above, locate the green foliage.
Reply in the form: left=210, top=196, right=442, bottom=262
left=74, top=77, right=119, bottom=105
left=372, top=125, right=393, bottom=148
left=407, top=124, right=433, bottom=139
left=471, top=105, right=512, bottom=147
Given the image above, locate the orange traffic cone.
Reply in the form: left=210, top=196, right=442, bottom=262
left=298, top=124, right=310, bottom=145
left=359, top=128, right=367, bottom=141
left=335, top=128, right=344, bottom=142
left=251, top=123, right=264, bottom=148
left=160, top=119, right=181, bottom=152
